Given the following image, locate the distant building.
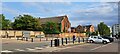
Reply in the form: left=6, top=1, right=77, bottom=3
left=112, top=24, right=120, bottom=36
left=75, top=25, right=83, bottom=33
left=75, top=25, right=95, bottom=33
left=38, top=15, right=71, bottom=33
left=71, top=27, right=76, bottom=33
left=83, top=25, right=95, bottom=32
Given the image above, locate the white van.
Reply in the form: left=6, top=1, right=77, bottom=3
left=87, top=36, right=110, bottom=44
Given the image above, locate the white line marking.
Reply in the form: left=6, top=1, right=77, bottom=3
left=45, top=46, right=50, bottom=48
left=91, top=43, right=112, bottom=51
left=34, top=47, right=43, bottom=50
left=26, top=48, right=36, bottom=51
left=91, top=46, right=102, bottom=50
left=1, top=50, right=13, bottom=53
left=58, top=43, right=90, bottom=50
left=15, top=49, right=25, bottom=51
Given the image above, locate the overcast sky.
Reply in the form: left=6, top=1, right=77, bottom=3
left=1, top=2, right=119, bottom=27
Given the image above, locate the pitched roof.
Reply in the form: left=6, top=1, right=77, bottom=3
left=83, top=25, right=92, bottom=29
left=77, top=25, right=82, bottom=28
left=71, top=27, right=75, bottom=29
left=38, top=15, right=67, bottom=24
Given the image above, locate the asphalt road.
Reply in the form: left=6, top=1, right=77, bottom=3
left=54, top=39, right=119, bottom=52
left=2, top=38, right=51, bottom=52
left=1, top=38, right=119, bottom=52
left=2, top=37, right=86, bottom=52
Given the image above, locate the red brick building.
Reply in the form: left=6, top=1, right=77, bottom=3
left=76, top=25, right=95, bottom=33
left=38, top=15, right=71, bottom=33
left=83, top=25, right=95, bottom=32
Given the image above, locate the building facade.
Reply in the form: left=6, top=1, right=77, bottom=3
left=38, top=15, right=71, bottom=33
left=112, top=24, right=120, bottom=36
left=75, top=25, right=83, bottom=33
left=76, top=25, right=95, bottom=33
left=71, top=27, right=76, bottom=33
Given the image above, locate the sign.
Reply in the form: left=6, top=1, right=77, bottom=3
left=23, top=31, right=30, bottom=38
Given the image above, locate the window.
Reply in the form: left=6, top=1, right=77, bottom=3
left=98, top=37, right=102, bottom=39
left=93, top=37, right=97, bottom=38
left=91, top=36, right=93, bottom=38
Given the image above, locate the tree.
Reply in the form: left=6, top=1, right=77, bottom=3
left=0, top=14, right=12, bottom=30
left=98, top=22, right=110, bottom=36
left=91, top=30, right=98, bottom=36
left=12, top=14, right=42, bottom=31
left=86, top=31, right=91, bottom=37
left=42, top=21, right=60, bottom=34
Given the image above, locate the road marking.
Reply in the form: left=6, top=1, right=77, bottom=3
left=45, top=46, right=50, bottom=48
left=15, top=49, right=25, bottom=51
left=91, top=46, right=102, bottom=50
left=91, top=43, right=112, bottom=51
left=53, top=43, right=90, bottom=52
left=56, top=43, right=90, bottom=51
left=1, top=50, right=13, bottom=53
left=26, top=48, right=36, bottom=51
left=34, top=47, right=43, bottom=50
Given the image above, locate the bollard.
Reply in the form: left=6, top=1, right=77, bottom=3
left=26, top=37, right=28, bottom=41
left=40, top=37, right=41, bottom=41
left=23, top=37, right=25, bottom=41
left=61, top=38, right=64, bottom=45
left=65, top=38, right=67, bottom=44
left=46, top=37, right=48, bottom=41
left=54, top=39, right=59, bottom=47
left=68, top=37, right=70, bottom=43
left=73, top=38, right=74, bottom=44
left=83, top=38, right=84, bottom=42
left=51, top=40, right=53, bottom=47
left=78, top=37, right=80, bottom=43
left=31, top=38, right=33, bottom=42
left=21, top=37, right=23, bottom=41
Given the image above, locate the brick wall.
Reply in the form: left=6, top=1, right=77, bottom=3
left=45, top=33, right=86, bottom=38
left=1, top=30, right=44, bottom=38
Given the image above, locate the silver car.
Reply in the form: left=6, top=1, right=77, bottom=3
left=87, top=36, right=110, bottom=44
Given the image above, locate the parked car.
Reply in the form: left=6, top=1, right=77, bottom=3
left=87, top=36, right=110, bottom=44
left=101, top=36, right=114, bottom=42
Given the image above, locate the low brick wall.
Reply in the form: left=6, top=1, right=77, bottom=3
left=15, top=31, right=23, bottom=37
left=0, top=30, right=7, bottom=38
left=1, top=30, right=86, bottom=38
left=1, top=30, right=44, bottom=38
left=45, top=33, right=86, bottom=38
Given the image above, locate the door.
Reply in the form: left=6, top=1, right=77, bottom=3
left=97, top=37, right=103, bottom=42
